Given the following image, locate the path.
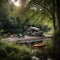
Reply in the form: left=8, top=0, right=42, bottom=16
left=1, top=35, right=52, bottom=43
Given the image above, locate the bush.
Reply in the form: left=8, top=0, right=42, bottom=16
left=0, top=41, right=32, bottom=60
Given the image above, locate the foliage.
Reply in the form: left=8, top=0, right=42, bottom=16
left=0, top=38, right=54, bottom=60
left=0, top=0, right=54, bottom=34
left=0, top=4, right=10, bottom=29
left=0, top=41, right=32, bottom=60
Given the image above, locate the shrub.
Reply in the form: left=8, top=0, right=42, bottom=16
left=0, top=41, right=32, bottom=60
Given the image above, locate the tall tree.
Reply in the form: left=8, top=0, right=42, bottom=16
left=0, top=0, right=10, bottom=30
left=56, top=0, right=60, bottom=32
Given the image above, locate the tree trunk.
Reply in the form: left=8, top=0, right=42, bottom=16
left=56, top=0, right=60, bottom=32
left=52, top=1, right=60, bottom=60
left=51, top=0, right=56, bottom=31
left=52, top=14, right=56, bottom=31
left=52, top=10, right=56, bottom=31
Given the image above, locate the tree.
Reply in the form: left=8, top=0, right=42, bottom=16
left=24, top=0, right=57, bottom=31
left=56, top=0, right=60, bottom=32
left=0, top=0, right=10, bottom=30
left=52, top=0, right=60, bottom=60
